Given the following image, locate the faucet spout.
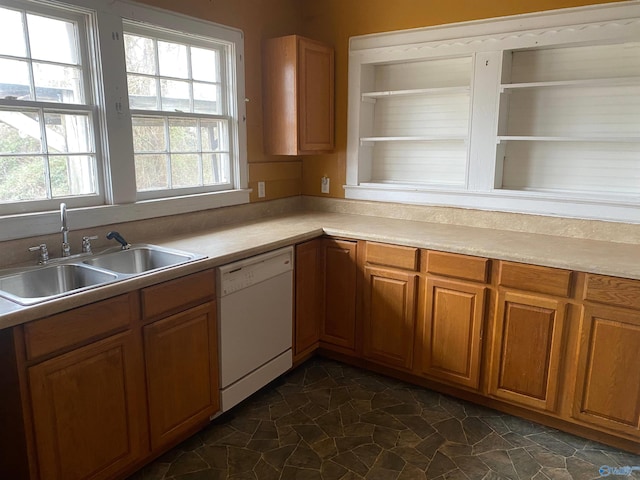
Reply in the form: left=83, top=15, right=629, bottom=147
left=60, top=202, right=71, bottom=257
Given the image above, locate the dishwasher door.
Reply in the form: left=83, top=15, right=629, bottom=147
left=217, top=247, right=293, bottom=412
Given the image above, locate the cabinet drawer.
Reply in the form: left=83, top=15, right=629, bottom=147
left=584, top=274, right=640, bottom=310
left=24, top=293, right=138, bottom=361
left=142, top=269, right=215, bottom=320
left=425, top=250, right=489, bottom=283
left=499, top=261, right=572, bottom=298
left=365, top=242, right=418, bottom=271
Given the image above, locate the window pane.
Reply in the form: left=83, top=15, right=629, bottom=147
left=0, top=59, right=31, bottom=100
left=132, top=116, right=166, bottom=152
left=0, top=7, right=26, bottom=57
left=128, top=74, right=159, bottom=110
left=124, top=34, right=156, bottom=75
left=0, top=156, right=47, bottom=201
left=160, top=79, right=190, bottom=111
left=191, top=47, right=219, bottom=82
left=202, top=153, right=229, bottom=185
left=135, top=154, right=168, bottom=190
left=171, top=153, right=200, bottom=187
left=193, top=83, right=220, bottom=114
left=0, top=110, right=42, bottom=153
left=27, top=14, right=78, bottom=64
left=158, top=41, right=188, bottom=79
left=33, top=63, right=83, bottom=103
left=44, top=112, right=92, bottom=154
left=201, top=119, right=228, bottom=152
left=169, top=118, right=198, bottom=152
left=50, top=155, right=96, bottom=197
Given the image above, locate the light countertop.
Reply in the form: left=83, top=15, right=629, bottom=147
left=1, top=211, right=638, bottom=330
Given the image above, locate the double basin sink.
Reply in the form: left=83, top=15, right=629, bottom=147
left=0, top=245, right=205, bottom=306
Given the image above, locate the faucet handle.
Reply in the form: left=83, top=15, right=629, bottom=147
left=28, top=244, right=49, bottom=264
left=82, top=235, right=99, bottom=254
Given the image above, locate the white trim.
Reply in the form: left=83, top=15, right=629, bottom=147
left=0, top=189, right=250, bottom=242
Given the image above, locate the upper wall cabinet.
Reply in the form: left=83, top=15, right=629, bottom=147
left=345, top=2, right=640, bottom=223
left=263, top=35, right=334, bottom=155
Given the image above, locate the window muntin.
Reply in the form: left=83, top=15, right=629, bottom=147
left=0, top=4, right=98, bottom=209
left=124, top=26, right=233, bottom=197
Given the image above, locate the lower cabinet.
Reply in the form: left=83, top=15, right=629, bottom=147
left=28, top=331, right=147, bottom=480
left=362, top=265, right=417, bottom=369
left=320, top=238, right=358, bottom=352
left=144, top=302, right=219, bottom=451
left=294, top=239, right=323, bottom=361
left=488, top=291, right=567, bottom=412
left=421, top=277, right=486, bottom=389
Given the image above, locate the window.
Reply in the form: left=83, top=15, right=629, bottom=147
left=124, top=24, right=235, bottom=199
left=0, top=0, right=247, bottom=231
left=0, top=3, right=99, bottom=212
left=346, top=2, right=640, bottom=223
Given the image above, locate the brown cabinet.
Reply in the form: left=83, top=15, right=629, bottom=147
left=144, top=302, right=219, bottom=451
left=488, top=262, right=571, bottom=412
left=571, top=275, right=640, bottom=438
left=420, top=251, right=489, bottom=390
left=320, top=238, right=357, bottom=352
left=362, top=265, right=417, bottom=369
left=294, top=239, right=323, bottom=361
left=29, top=331, right=147, bottom=480
left=361, top=242, right=419, bottom=370
left=263, top=35, right=334, bottom=155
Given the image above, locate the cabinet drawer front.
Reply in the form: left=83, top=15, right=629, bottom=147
left=24, top=293, right=138, bottom=361
left=584, top=274, right=640, bottom=310
left=142, top=270, right=215, bottom=320
left=425, top=250, right=489, bottom=282
left=499, top=261, right=572, bottom=297
left=365, top=242, right=418, bottom=271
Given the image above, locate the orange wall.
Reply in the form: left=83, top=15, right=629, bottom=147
left=298, top=0, right=627, bottom=198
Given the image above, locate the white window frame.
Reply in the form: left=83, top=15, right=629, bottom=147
left=0, top=0, right=248, bottom=242
left=0, top=0, right=104, bottom=215
left=345, top=1, right=640, bottom=223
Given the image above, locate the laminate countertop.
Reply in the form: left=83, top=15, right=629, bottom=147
left=1, top=211, right=638, bottom=329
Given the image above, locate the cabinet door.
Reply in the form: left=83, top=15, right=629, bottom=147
left=294, top=240, right=323, bottom=360
left=29, top=331, right=146, bottom=480
left=488, top=291, right=566, bottom=411
left=422, top=278, right=486, bottom=389
left=362, top=266, right=417, bottom=369
left=572, top=305, right=640, bottom=438
left=298, top=37, right=334, bottom=153
left=144, top=302, right=219, bottom=452
left=321, top=239, right=357, bottom=351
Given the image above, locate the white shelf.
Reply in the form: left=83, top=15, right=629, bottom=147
left=500, top=76, right=640, bottom=92
left=362, top=135, right=468, bottom=145
left=362, top=86, right=470, bottom=100
left=497, top=136, right=640, bottom=144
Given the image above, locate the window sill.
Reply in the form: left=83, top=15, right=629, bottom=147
left=0, top=189, right=251, bottom=242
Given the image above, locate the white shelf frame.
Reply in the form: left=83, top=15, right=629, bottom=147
left=361, top=86, right=470, bottom=100
left=346, top=1, right=640, bottom=223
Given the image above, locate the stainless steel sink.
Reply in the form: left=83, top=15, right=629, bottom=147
left=0, top=264, right=118, bottom=305
left=83, top=245, right=198, bottom=274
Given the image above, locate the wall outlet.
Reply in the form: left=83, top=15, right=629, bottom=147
left=321, top=176, right=330, bottom=194
left=258, top=181, right=266, bottom=198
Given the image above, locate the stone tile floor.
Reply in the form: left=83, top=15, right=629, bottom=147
left=128, top=358, right=640, bottom=480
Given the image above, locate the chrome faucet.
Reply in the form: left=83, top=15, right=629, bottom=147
left=60, top=202, right=71, bottom=257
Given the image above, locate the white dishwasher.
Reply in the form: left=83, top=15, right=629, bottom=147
left=217, top=246, right=293, bottom=412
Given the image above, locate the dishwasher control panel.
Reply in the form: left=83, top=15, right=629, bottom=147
left=217, top=246, right=293, bottom=296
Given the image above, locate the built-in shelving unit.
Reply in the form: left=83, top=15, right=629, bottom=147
left=346, top=1, right=640, bottom=222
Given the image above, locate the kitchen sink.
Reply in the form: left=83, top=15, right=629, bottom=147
left=83, top=245, right=199, bottom=274
left=0, top=244, right=205, bottom=306
left=0, top=264, right=118, bottom=306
